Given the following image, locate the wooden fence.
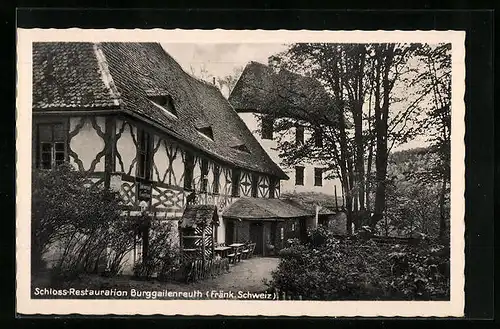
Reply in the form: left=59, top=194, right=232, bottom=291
left=331, top=234, right=421, bottom=245
left=185, top=257, right=230, bottom=283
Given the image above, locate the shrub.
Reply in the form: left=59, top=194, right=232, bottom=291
left=268, top=227, right=450, bottom=300
left=32, top=164, right=136, bottom=280
left=133, top=218, right=181, bottom=280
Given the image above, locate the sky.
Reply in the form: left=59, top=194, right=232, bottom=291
left=161, top=43, right=427, bottom=151
left=162, top=43, right=288, bottom=77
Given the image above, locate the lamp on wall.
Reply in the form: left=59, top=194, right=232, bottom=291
left=139, top=200, right=148, bottom=214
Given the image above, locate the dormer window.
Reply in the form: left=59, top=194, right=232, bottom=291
left=197, top=126, right=214, bottom=141
left=231, top=144, right=251, bottom=154
left=149, top=94, right=177, bottom=117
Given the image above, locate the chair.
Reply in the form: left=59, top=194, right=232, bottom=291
left=227, top=249, right=236, bottom=264
left=248, top=243, right=256, bottom=258
left=235, top=246, right=243, bottom=263
left=241, top=242, right=251, bottom=259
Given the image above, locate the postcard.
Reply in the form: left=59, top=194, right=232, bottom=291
left=16, top=28, right=465, bottom=317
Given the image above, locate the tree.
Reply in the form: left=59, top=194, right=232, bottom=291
left=383, top=148, right=443, bottom=238
left=268, top=43, right=425, bottom=232
left=411, top=43, right=452, bottom=240
left=368, top=43, right=421, bottom=228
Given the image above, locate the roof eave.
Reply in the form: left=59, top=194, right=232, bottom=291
left=34, top=106, right=286, bottom=179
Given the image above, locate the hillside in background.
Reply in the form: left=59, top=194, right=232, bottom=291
left=378, top=147, right=448, bottom=238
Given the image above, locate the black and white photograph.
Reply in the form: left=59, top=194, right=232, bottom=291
left=16, top=29, right=465, bottom=317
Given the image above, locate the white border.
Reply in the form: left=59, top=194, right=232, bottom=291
left=16, top=29, right=466, bottom=317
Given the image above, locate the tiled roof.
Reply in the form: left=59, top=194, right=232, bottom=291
left=180, top=204, right=219, bottom=228
left=228, top=61, right=336, bottom=123
left=33, top=43, right=120, bottom=109
left=222, top=197, right=312, bottom=220
left=281, top=192, right=344, bottom=213
left=32, top=42, right=287, bottom=179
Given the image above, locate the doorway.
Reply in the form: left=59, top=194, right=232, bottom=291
left=225, top=220, right=235, bottom=245
left=250, top=222, right=264, bottom=256
left=299, top=218, right=308, bottom=242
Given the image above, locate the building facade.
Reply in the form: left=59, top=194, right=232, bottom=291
left=228, top=61, right=343, bottom=197
left=32, top=42, right=288, bottom=272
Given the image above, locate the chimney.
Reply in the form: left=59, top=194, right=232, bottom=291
left=213, top=77, right=216, bottom=86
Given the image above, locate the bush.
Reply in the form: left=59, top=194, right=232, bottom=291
left=32, top=164, right=136, bottom=280
left=268, top=227, right=450, bottom=300
left=133, top=218, right=180, bottom=280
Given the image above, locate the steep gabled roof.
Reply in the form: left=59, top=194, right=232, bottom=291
left=228, top=61, right=337, bottom=123
left=180, top=204, right=219, bottom=228
left=32, top=42, right=287, bottom=179
left=281, top=192, right=344, bottom=213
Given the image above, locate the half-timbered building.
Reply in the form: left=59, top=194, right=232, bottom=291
left=32, top=42, right=288, bottom=272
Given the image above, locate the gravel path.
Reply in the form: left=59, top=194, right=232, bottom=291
left=189, top=257, right=280, bottom=292
left=127, top=257, right=280, bottom=295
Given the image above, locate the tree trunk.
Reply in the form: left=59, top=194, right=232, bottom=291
left=371, top=44, right=394, bottom=229
left=332, top=47, right=354, bottom=235
left=353, top=101, right=365, bottom=229
left=365, top=90, right=374, bottom=214
left=338, top=114, right=353, bottom=235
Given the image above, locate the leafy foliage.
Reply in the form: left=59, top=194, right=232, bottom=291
left=377, top=147, right=449, bottom=239
left=32, top=164, right=136, bottom=279
left=269, top=227, right=449, bottom=300
left=132, top=218, right=181, bottom=280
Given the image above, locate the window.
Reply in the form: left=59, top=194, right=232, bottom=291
left=200, top=158, right=209, bottom=192
left=197, top=126, right=214, bottom=141
left=295, top=125, right=304, bottom=145
left=251, top=174, right=259, bottom=198
left=213, top=164, right=220, bottom=194
left=184, top=152, right=194, bottom=190
left=295, top=166, right=304, bottom=186
left=137, top=129, right=152, bottom=179
left=149, top=95, right=177, bottom=117
left=231, top=169, right=241, bottom=197
left=261, top=115, right=274, bottom=140
left=37, top=123, right=66, bottom=169
left=231, top=144, right=251, bottom=154
left=314, top=168, right=323, bottom=187
left=314, top=128, right=323, bottom=147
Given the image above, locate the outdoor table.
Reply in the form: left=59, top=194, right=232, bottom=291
left=214, top=246, right=231, bottom=258
left=228, top=243, right=245, bottom=248
left=228, top=243, right=245, bottom=263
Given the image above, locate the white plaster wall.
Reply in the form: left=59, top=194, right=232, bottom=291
left=116, top=119, right=137, bottom=175
left=238, top=112, right=343, bottom=197
left=282, top=166, right=343, bottom=196
left=192, top=156, right=202, bottom=192
left=69, top=117, right=105, bottom=172
left=171, top=146, right=184, bottom=187
left=216, top=213, right=226, bottom=245
left=238, top=113, right=281, bottom=165
left=153, top=137, right=169, bottom=183
left=206, top=162, right=215, bottom=194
